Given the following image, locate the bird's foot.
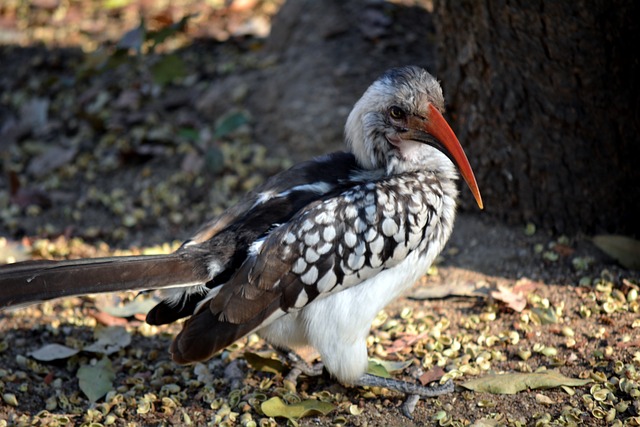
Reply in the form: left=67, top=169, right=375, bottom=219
left=274, top=349, right=324, bottom=387
left=353, top=373, right=454, bottom=417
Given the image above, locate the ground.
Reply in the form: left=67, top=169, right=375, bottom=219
left=0, top=1, right=639, bottom=426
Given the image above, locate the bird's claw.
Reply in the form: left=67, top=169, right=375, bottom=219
left=274, top=348, right=324, bottom=388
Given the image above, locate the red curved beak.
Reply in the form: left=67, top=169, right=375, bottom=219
left=423, top=104, right=483, bottom=209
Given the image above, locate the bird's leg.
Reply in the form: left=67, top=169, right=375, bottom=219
left=273, top=348, right=324, bottom=386
left=353, top=373, right=454, bottom=417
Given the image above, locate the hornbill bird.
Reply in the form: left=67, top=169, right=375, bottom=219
left=0, top=66, right=483, bottom=414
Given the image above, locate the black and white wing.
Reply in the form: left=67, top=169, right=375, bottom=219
left=170, top=171, right=448, bottom=364
left=146, top=151, right=362, bottom=325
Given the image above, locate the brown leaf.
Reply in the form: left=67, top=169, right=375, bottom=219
left=553, top=243, right=575, bottom=257
left=512, top=278, right=538, bottom=294
left=385, top=331, right=428, bottom=354
left=491, top=284, right=527, bottom=312
left=90, top=310, right=129, bottom=327
left=419, top=366, right=445, bottom=386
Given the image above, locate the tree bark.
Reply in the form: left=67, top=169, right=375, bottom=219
left=435, top=0, right=640, bottom=235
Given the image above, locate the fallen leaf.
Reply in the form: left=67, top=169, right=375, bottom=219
left=151, top=54, right=186, bottom=86
left=28, top=343, right=80, bottom=361
left=77, top=358, right=115, bottom=402
left=385, top=331, right=429, bottom=354
left=244, top=351, right=285, bottom=374
left=535, top=393, right=555, bottom=405
left=213, top=111, right=249, bottom=139
left=367, top=358, right=412, bottom=378
left=90, top=310, right=129, bottom=327
left=491, top=283, right=528, bottom=312
left=418, top=366, right=446, bottom=386
left=117, top=21, right=145, bottom=53
left=261, top=396, right=334, bottom=425
left=461, top=371, right=591, bottom=394
left=84, top=326, right=131, bottom=355
left=181, top=151, right=205, bottom=174
left=146, top=14, right=194, bottom=50
left=27, top=145, right=78, bottom=177
left=409, top=279, right=491, bottom=300
left=530, top=306, right=559, bottom=325
left=20, top=98, right=49, bottom=130
left=114, top=89, right=141, bottom=110
left=204, top=147, right=225, bottom=174
left=553, top=243, right=575, bottom=257
left=43, top=372, right=54, bottom=385
left=593, top=235, right=640, bottom=270
left=512, top=278, right=538, bottom=294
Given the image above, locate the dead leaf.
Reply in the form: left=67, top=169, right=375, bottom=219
left=29, top=343, right=80, bottom=361
left=114, top=89, right=141, bottom=110
left=593, top=235, right=640, bottom=270
left=553, top=243, right=575, bottom=257
left=84, top=326, right=131, bottom=355
left=366, top=358, right=412, bottom=379
left=461, top=371, right=591, bottom=394
left=409, top=279, right=490, bottom=300
left=181, top=151, right=205, bottom=174
left=418, top=366, right=446, bottom=386
left=90, top=310, right=129, bottom=327
left=20, top=98, right=49, bottom=131
left=535, top=393, right=555, bottom=405
left=117, top=22, right=145, bottom=53
left=261, top=396, right=334, bottom=425
left=385, top=331, right=428, bottom=354
left=491, top=282, right=531, bottom=312
left=244, top=351, right=285, bottom=374
left=151, top=54, right=186, bottom=86
left=213, top=111, right=249, bottom=139
left=530, top=306, right=559, bottom=324
left=27, top=145, right=78, bottom=177
left=512, top=278, right=538, bottom=294
left=77, top=358, right=115, bottom=402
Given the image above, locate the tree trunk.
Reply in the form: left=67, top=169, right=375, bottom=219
left=435, top=0, right=640, bottom=236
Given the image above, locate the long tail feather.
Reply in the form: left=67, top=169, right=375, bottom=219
left=0, top=253, right=211, bottom=309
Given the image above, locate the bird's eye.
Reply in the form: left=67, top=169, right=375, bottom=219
left=389, top=106, right=405, bottom=120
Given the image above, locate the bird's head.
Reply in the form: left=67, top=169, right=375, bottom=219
left=345, top=66, right=483, bottom=209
